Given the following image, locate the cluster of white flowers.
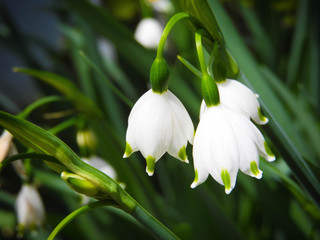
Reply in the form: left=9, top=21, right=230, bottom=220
left=124, top=78, right=275, bottom=193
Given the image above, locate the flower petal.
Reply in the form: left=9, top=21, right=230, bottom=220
left=225, top=109, right=275, bottom=162
left=193, top=106, right=239, bottom=192
left=166, top=90, right=194, bottom=144
left=218, top=79, right=268, bottom=125
left=126, top=90, right=172, bottom=161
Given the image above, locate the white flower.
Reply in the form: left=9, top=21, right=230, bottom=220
left=82, top=156, right=117, bottom=180
left=146, top=0, right=174, bottom=14
left=134, top=18, right=163, bottom=49
left=97, top=37, right=117, bottom=62
left=192, top=104, right=275, bottom=194
left=0, top=130, right=14, bottom=162
left=200, top=79, right=268, bottom=125
left=124, top=89, right=194, bottom=176
left=15, top=184, right=45, bottom=231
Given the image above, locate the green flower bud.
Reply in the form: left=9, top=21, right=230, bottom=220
left=201, top=74, right=220, bottom=107
left=61, top=171, right=100, bottom=197
left=150, top=57, right=170, bottom=94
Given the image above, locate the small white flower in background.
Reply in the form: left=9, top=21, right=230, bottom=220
left=82, top=156, right=118, bottom=180
left=0, top=130, right=14, bottom=162
left=192, top=103, right=275, bottom=194
left=124, top=89, right=194, bottom=176
left=146, top=0, right=174, bottom=14
left=134, top=18, right=163, bottom=49
left=200, top=79, right=268, bottom=125
left=15, top=184, right=45, bottom=232
left=97, top=37, right=117, bottom=62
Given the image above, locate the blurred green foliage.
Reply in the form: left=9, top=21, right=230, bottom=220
left=0, top=0, right=319, bottom=239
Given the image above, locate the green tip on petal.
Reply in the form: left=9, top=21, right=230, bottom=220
left=250, top=161, right=262, bottom=179
left=190, top=169, right=199, bottom=188
left=146, top=156, right=156, bottom=176
left=258, top=108, right=268, bottom=123
left=123, top=142, right=133, bottom=158
left=221, top=169, right=231, bottom=194
left=178, top=146, right=189, bottom=163
left=264, top=141, right=276, bottom=161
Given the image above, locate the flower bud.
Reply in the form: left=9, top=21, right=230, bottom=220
left=150, top=57, right=170, bottom=94
left=76, top=129, right=97, bottom=155
left=61, top=171, right=100, bottom=197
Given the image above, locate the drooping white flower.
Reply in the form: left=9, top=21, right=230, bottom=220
left=134, top=18, right=163, bottom=49
left=82, top=156, right=117, bottom=180
left=124, top=89, right=194, bottom=176
left=15, top=184, right=45, bottom=231
left=0, top=130, right=14, bottom=163
left=200, top=79, right=268, bottom=125
left=146, top=0, right=174, bottom=14
left=192, top=103, right=275, bottom=194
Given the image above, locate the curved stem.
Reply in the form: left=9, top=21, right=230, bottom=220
left=47, top=200, right=118, bottom=240
left=157, top=12, right=190, bottom=59
left=49, top=117, right=77, bottom=135
left=208, top=41, right=219, bottom=77
left=0, top=153, right=58, bottom=172
left=18, top=96, right=67, bottom=119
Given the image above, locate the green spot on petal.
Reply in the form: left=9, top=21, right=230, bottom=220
left=194, top=169, right=198, bottom=183
left=178, top=146, right=187, bottom=161
left=250, top=161, right=260, bottom=176
left=264, top=141, right=274, bottom=157
left=146, top=156, right=156, bottom=176
left=221, top=169, right=231, bottom=192
left=258, top=107, right=267, bottom=122
left=124, top=142, right=132, bottom=157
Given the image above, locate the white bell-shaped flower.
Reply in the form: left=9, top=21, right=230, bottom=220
left=200, top=79, right=268, bottom=125
left=192, top=103, right=275, bottom=194
left=124, top=89, right=194, bottom=176
left=15, top=184, right=45, bottom=231
left=82, top=156, right=117, bottom=180
left=146, top=0, right=174, bottom=14
left=0, top=130, right=14, bottom=162
left=134, top=18, right=163, bottom=49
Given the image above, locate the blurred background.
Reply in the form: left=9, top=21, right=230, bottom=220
left=0, top=0, right=319, bottom=239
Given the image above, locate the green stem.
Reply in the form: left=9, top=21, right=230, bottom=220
left=157, top=12, right=190, bottom=59
left=49, top=117, right=77, bottom=135
left=0, top=153, right=58, bottom=172
left=207, top=41, right=219, bottom=77
left=47, top=200, right=118, bottom=240
left=195, top=32, right=207, bottom=76
left=18, top=96, right=67, bottom=119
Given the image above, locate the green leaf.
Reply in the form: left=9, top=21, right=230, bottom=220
left=286, top=0, right=308, bottom=86
left=13, top=68, right=102, bottom=118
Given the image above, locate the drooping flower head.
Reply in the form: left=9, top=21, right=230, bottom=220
left=200, top=79, right=268, bottom=125
left=192, top=103, right=275, bottom=194
left=124, top=89, right=194, bottom=176
left=15, top=184, right=45, bottom=232
left=192, top=31, right=275, bottom=194
left=0, top=130, right=14, bottom=163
